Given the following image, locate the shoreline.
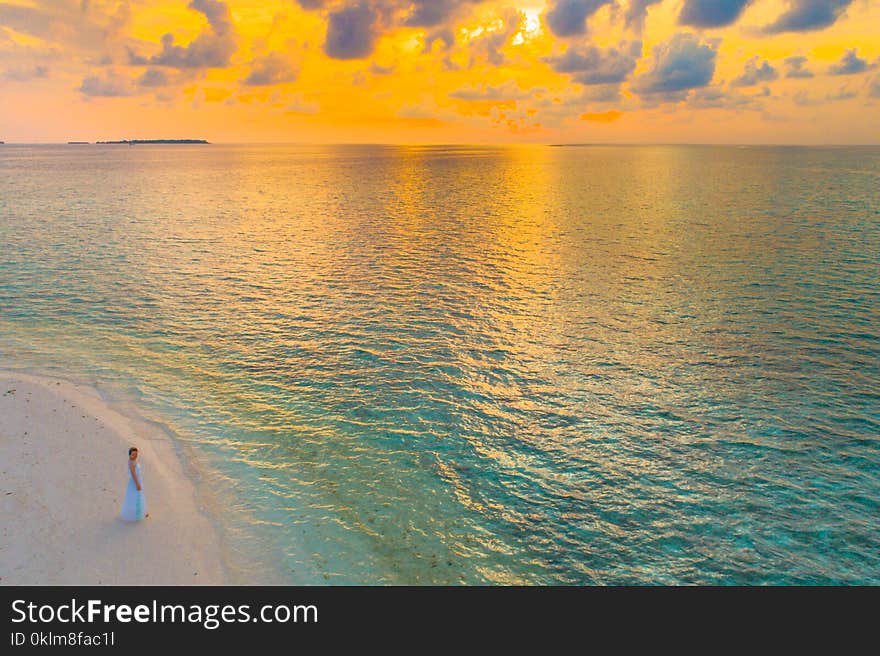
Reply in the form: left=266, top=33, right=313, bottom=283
left=0, top=369, right=229, bottom=585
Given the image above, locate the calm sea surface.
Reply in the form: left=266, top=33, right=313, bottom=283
left=1, top=144, right=878, bottom=584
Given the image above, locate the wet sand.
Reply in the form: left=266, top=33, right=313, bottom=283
left=0, top=370, right=227, bottom=585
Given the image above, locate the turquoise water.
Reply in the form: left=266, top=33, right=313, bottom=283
left=1, top=144, right=878, bottom=584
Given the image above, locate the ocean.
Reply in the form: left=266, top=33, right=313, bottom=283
left=1, top=144, right=878, bottom=584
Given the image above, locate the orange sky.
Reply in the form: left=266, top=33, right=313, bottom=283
left=1, top=0, right=878, bottom=143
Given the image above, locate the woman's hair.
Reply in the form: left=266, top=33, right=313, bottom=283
left=128, top=447, right=138, bottom=456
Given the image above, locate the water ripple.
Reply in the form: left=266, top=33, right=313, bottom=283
left=1, top=144, right=879, bottom=584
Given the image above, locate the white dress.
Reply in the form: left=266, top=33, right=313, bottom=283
left=120, top=461, right=146, bottom=521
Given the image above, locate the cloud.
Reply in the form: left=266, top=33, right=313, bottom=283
left=395, top=95, right=458, bottom=122
left=688, top=87, right=731, bottom=108
left=0, top=2, right=59, bottom=41
left=190, top=0, right=231, bottom=29
left=285, top=93, right=320, bottom=114
left=792, top=90, right=818, bottom=106
left=297, top=0, right=490, bottom=59
left=869, top=76, right=880, bottom=99
left=763, top=0, right=853, bottom=33
left=580, top=109, right=622, bottom=122
left=624, top=0, right=662, bottom=32
left=689, top=85, right=761, bottom=109
left=794, top=85, right=859, bottom=105
left=369, top=62, right=394, bottom=75
left=544, top=0, right=612, bottom=37
left=243, top=52, right=298, bottom=85
left=79, top=69, right=132, bottom=97
left=324, top=2, right=378, bottom=59
left=423, top=28, right=455, bottom=52
left=404, top=0, right=471, bottom=28
left=397, top=103, right=440, bottom=119
left=526, top=82, right=625, bottom=126
left=580, top=83, right=622, bottom=102
left=2, top=64, right=48, bottom=81
left=826, top=86, right=856, bottom=101
left=679, top=0, right=753, bottom=28
left=468, top=7, right=522, bottom=66
left=784, top=55, right=813, bottom=78
left=132, top=0, right=236, bottom=69
left=449, top=80, right=537, bottom=101
left=203, top=87, right=232, bottom=102
left=543, top=42, right=639, bottom=85
left=731, top=57, right=778, bottom=87
left=633, top=33, right=718, bottom=96
left=137, top=68, right=169, bottom=87
left=828, top=49, right=871, bottom=75
left=0, top=0, right=132, bottom=52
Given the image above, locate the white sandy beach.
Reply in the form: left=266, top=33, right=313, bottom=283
left=0, top=370, right=227, bottom=585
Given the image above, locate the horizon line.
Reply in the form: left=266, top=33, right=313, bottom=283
left=2, top=141, right=880, bottom=147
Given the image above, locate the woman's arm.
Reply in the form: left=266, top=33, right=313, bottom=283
left=130, top=462, right=142, bottom=491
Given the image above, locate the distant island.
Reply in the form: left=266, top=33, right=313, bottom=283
left=95, top=139, right=209, bottom=145
left=68, top=141, right=89, bottom=145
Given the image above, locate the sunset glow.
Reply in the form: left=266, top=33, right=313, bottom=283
left=1, top=0, right=879, bottom=143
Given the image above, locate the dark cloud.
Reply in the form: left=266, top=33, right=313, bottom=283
left=678, top=0, right=752, bottom=28
left=544, top=0, right=613, bottom=38
left=423, top=28, right=455, bottom=52
left=137, top=68, right=169, bottom=87
left=192, top=0, right=229, bottom=28
left=243, top=52, right=298, bottom=85
left=403, top=0, right=470, bottom=27
left=2, top=64, right=48, bottom=81
left=624, top=0, right=662, bottom=32
left=633, top=33, right=717, bottom=96
left=543, top=42, right=639, bottom=85
left=79, top=69, right=131, bottom=96
left=324, top=3, right=377, bottom=59
left=126, top=48, right=148, bottom=66
left=731, top=57, right=778, bottom=87
left=134, top=0, right=236, bottom=69
left=869, top=76, right=880, bottom=98
left=296, top=0, right=474, bottom=27
left=828, top=49, right=870, bottom=75
left=302, top=0, right=488, bottom=59
left=763, top=0, right=853, bottom=34
left=784, top=55, right=813, bottom=78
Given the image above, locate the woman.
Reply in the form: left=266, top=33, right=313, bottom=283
left=120, top=447, right=149, bottom=521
